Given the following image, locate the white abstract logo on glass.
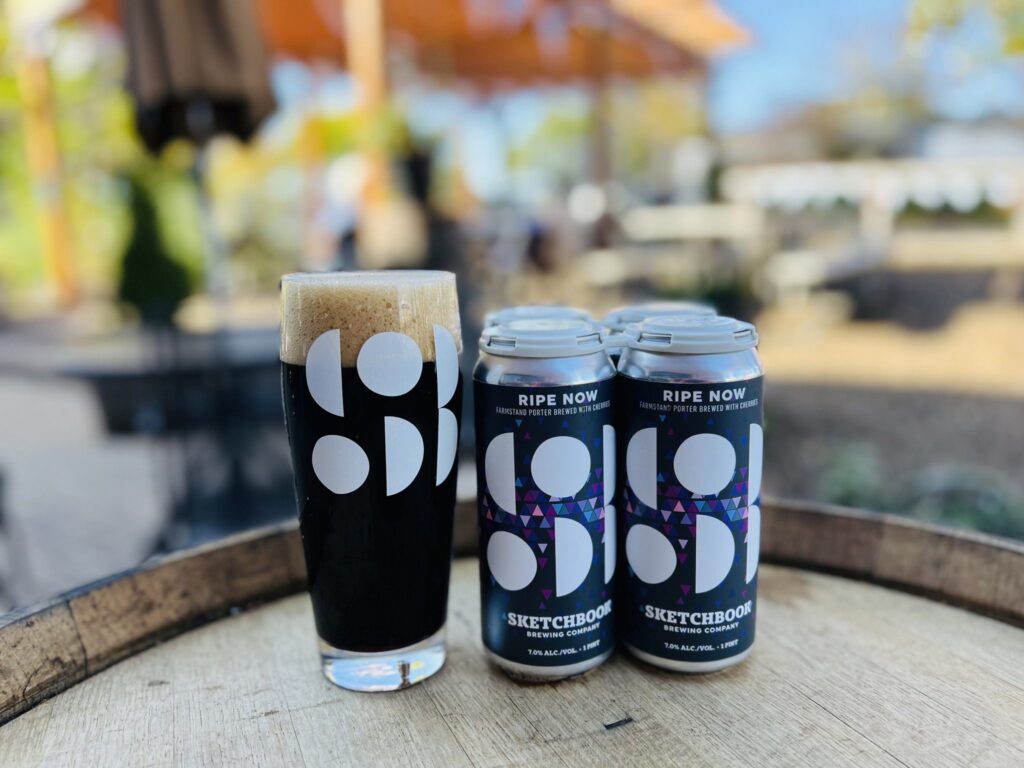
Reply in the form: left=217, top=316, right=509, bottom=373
left=306, top=327, right=460, bottom=497
left=356, top=331, right=423, bottom=397
left=305, top=329, right=345, bottom=417
left=433, top=325, right=460, bottom=487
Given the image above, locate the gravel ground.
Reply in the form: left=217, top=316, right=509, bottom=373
left=764, top=382, right=1024, bottom=502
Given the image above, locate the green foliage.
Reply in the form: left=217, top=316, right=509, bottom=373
left=817, top=442, right=1024, bottom=541
left=507, top=98, right=591, bottom=188
left=116, top=174, right=193, bottom=326
left=900, top=466, right=1024, bottom=540
left=611, top=79, right=706, bottom=183
left=0, top=18, right=211, bottom=305
left=0, top=19, right=138, bottom=299
left=818, top=443, right=886, bottom=511
left=507, top=79, right=706, bottom=194
left=910, top=0, right=1024, bottom=57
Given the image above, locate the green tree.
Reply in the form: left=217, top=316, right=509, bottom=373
left=117, top=175, right=191, bottom=326
left=910, top=0, right=1024, bottom=55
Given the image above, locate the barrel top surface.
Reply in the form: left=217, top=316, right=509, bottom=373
left=3, top=559, right=1023, bottom=768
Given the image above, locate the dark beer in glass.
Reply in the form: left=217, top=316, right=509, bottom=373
left=280, top=271, right=463, bottom=691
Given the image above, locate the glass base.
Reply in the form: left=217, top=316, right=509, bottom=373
left=319, top=626, right=446, bottom=692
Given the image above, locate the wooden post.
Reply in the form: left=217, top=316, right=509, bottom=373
left=587, top=13, right=613, bottom=247
left=343, top=0, right=390, bottom=207
left=15, top=52, right=78, bottom=307
left=590, top=33, right=611, bottom=193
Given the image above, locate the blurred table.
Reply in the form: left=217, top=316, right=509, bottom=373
left=2, top=501, right=1024, bottom=767
left=1, top=322, right=290, bottom=550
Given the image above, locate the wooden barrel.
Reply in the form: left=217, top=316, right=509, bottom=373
left=2, top=500, right=1023, bottom=765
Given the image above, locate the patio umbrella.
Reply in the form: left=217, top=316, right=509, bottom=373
left=120, top=0, right=275, bottom=153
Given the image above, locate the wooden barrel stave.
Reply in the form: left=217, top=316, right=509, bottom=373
left=2, top=499, right=1022, bottom=727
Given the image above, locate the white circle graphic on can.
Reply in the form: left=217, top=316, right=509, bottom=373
left=436, top=407, right=458, bottom=486
left=626, top=427, right=658, bottom=509
left=554, top=517, right=593, bottom=597
left=487, top=531, right=537, bottom=591
left=311, top=434, right=369, bottom=494
left=602, top=424, right=616, bottom=506
left=531, top=436, right=591, bottom=499
left=746, top=504, right=761, bottom=584
left=384, top=416, right=424, bottom=495
left=305, top=329, right=344, bottom=417
left=484, top=432, right=516, bottom=513
left=695, top=513, right=735, bottom=594
left=356, top=332, right=423, bottom=397
left=433, top=324, right=459, bottom=408
left=625, top=524, right=675, bottom=585
left=674, top=433, right=736, bottom=496
left=603, top=505, right=617, bottom=584
left=748, top=423, right=763, bottom=503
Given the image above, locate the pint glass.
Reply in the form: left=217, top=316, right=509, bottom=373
left=280, top=271, right=463, bottom=691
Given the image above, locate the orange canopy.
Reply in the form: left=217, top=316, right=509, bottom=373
left=611, top=0, right=748, bottom=57
left=77, top=0, right=745, bottom=77
left=421, top=21, right=703, bottom=86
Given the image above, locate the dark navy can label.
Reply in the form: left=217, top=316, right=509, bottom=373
left=475, top=378, right=616, bottom=667
left=618, top=375, right=763, bottom=665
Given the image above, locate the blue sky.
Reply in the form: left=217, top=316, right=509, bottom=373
left=709, top=0, right=1024, bottom=133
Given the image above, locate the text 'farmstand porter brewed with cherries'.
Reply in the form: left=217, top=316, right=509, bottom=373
left=475, top=318, right=617, bottom=680
left=617, top=315, right=764, bottom=672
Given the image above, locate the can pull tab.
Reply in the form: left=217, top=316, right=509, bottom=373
left=734, top=327, right=756, bottom=345
left=636, top=331, right=674, bottom=348
left=484, top=335, right=518, bottom=351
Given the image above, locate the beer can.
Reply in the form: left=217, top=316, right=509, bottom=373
left=617, top=315, right=763, bottom=672
left=475, top=318, right=617, bottom=680
left=484, top=305, right=592, bottom=328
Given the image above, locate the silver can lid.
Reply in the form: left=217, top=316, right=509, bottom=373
left=603, top=301, right=715, bottom=332
left=628, top=314, right=758, bottom=355
left=480, top=318, right=605, bottom=358
left=484, top=304, right=592, bottom=327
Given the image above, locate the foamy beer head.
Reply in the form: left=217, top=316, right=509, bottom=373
left=280, top=271, right=462, bottom=366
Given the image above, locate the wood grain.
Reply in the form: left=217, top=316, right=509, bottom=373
left=761, top=498, right=1024, bottom=627
left=2, top=498, right=1023, bottom=732
left=0, top=601, right=85, bottom=724
left=3, top=561, right=1024, bottom=767
left=0, top=523, right=304, bottom=725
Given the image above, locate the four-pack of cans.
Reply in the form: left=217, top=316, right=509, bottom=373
left=476, top=302, right=764, bottom=679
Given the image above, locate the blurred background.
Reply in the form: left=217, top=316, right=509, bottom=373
left=1, top=0, right=1023, bottom=612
